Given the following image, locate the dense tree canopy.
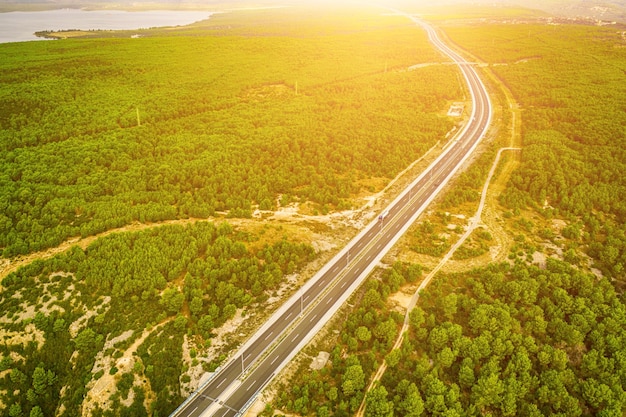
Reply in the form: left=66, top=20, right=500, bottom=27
left=446, top=23, right=626, bottom=278
left=0, top=221, right=315, bottom=416
left=0, top=8, right=460, bottom=258
left=269, top=18, right=626, bottom=417
left=381, top=260, right=626, bottom=416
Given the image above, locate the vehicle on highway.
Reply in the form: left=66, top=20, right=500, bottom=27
left=172, top=10, right=492, bottom=417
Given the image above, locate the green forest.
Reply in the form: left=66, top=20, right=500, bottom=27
left=272, top=261, right=626, bottom=416
left=0, top=7, right=465, bottom=416
left=444, top=22, right=626, bottom=280
left=383, top=260, right=626, bottom=416
left=269, top=13, right=626, bottom=417
left=0, top=221, right=315, bottom=416
left=3, top=4, right=626, bottom=417
left=0, top=7, right=460, bottom=258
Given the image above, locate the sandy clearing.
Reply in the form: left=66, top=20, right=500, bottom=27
left=0, top=323, right=45, bottom=350
left=310, top=351, right=330, bottom=371
left=388, top=288, right=415, bottom=313
left=69, top=295, right=111, bottom=338
left=0, top=280, right=75, bottom=324
left=82, top=322, right=167, bottom=416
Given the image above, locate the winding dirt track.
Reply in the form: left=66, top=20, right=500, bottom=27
left=354, top=42, right=524, bottom=414
left=0, top=218, right=209, bottom=284
left=0, top=137, right=449, bottom=288
left=355, top=146, right=521, bottom=417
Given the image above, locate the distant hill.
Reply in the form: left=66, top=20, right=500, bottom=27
left=1, top=0, right=626, bottom=22
left=496, top=0, right=626, bottom=23
left=0, top=0, right=251, bottom=12
left=0, top=0, right=296, bottom=12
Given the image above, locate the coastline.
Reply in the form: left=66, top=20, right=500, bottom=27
left=0, top=8, right=217, bottom=43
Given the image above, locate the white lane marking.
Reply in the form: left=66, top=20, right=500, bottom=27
left=310, top=314, right=317, bottom=322
left=332, top=266, right=339, bottom=272
left=246, top=381, right=257, bottom=391
left=341, top=281, right=347, bottom=288
left=292, top=333, right=300, bottom=342
left=271, top=356, right=279, bottom=365
left=216, top=378, right=226, bottom=388
left=264, top=331, right=274, bottom=341
left=285, top=312, right=292, bottom=320
left=326, top=298, right=333, bottom=304
left=191, top=406, right=198, bottom=415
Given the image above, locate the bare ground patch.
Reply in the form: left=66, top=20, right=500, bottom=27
left=0, top=323, right=45, bottom=350
left=0, top=119, right=468, bottom=416
left=82, top=323, right=164, bottom=416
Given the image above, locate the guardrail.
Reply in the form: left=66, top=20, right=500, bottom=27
left=169, top=366, right=222, bottom=416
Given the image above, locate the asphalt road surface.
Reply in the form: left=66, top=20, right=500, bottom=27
left=171, top=12, right=492, bottom=417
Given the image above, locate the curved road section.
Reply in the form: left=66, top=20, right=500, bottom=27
left=172, top=11, right=492, bottom=417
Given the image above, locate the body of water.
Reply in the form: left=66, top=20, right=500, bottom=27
left=0, top=9, right=214, bottom=43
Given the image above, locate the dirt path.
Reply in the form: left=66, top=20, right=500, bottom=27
left=0, top=218, right=213, bottom=284
left=355, top=145, right=520, bottom=417
left=355, top=57, right=524, bottom=415
left=0, top=136, right=450, bottom=288
left=82, top=320, right=170, bottom=416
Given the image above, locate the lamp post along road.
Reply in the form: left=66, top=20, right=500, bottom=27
left=171, top=10, right=492, bottom=417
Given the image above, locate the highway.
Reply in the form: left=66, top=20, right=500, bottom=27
left=171, top=12, right=492, bottom=417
